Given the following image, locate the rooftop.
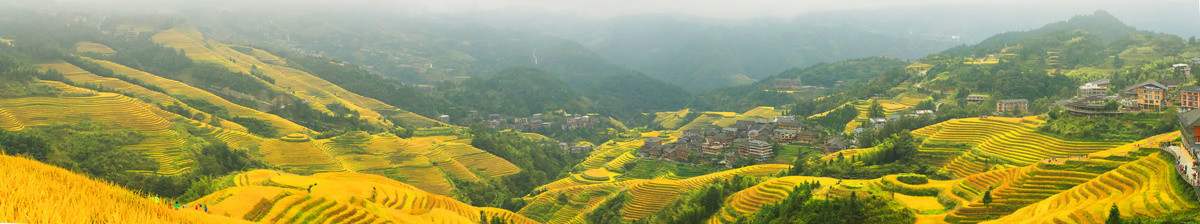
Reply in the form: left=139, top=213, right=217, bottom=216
left=1124, top=80, right=1168, bottom=93
left=1182, top=86, right=1200, bottom=93
left=1179, top=109, right=1200, bottom=149
left=998, top=99, right=1028, bottom=104
left=1086, top=78, right=1110, bottom=86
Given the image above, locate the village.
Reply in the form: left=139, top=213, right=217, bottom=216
left=438, top=110, right=599, bottom=132
left=634, top=115, right=827, bottom=167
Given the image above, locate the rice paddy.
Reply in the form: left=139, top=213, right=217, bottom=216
left=151, top=27, right=442, bottom=129
left=83, top=57, right=306, bottom=135
left=0, top=154, right=250, bottom=223
left=75, top=42, right=116, bottom=55
left=192, top=170, right=539, bottom=224
left=914, top=117, right=1126, bottom=178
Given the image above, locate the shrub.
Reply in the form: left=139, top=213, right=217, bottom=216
left=897, top=174, right=929, bottom=185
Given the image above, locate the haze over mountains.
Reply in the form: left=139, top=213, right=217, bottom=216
left=49, top=0, right=1200, bottom=92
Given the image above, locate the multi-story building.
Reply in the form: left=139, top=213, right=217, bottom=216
left=1183, top=86, right=1200, bottom=111
left=1078, top=78, right=1109, bottom=97
left=737, top=140, right=773, bottom=160
left=1125, top=80, right=1168, bottom=110
left=966, top=94, right=988, bottom=103
left=1178, top=109, right=1200, bottom=165
left=996, top=99, right=1029, bottom=114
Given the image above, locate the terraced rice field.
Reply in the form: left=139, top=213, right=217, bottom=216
left=915, top=118, right=1125, bottom=178
left=310, top=134, right=518, bottom=195
left=806, top=102, right=852, bottom=120
left=711, top=107, right=781, bottom=127
left=946, top=163, right=1108, bottom=223
left=257, top=138, right=346, bottom=175
left=820, top=148, right=872, bottom=161
left=84, top=57, right=305, bottom=135
left=189, top=120, right=263, bottom=150
left=154, top=27, right=441, bottom=128
left=0, top=86, right=211, bottom=175
left=578, top=138, right=643, bottom=170
left=194, top=170, right=538, bottom=224
left=742, top=106, right=782, bottom=118
left=152, top=27, right=227, bottom=63
left=653, top=108, right=692, bottom=129
left=679, top=114, right=723, bottom=131
left=520, top=164, right=790, bottom=224
left=75, top=42, right=115, bottom=55
left=621, top=180, right=685, bottom=220
left=602, top=152, right=640, bottom=171
left=675, top=164, right=792, bottom=189
left=894, top=194, right=945, bottom=212
left=706, top=176, right=842, bottom=224
left=984, top=153, right=1198, bottom=223
left=36, top=61, right=247, bottom=132
left=0, top=108, right=24, bottom=131
left=894, top=96, right=928, bottom=107
left=521, top=180, right=638, bottom=223
left=0, top=154, right=249, bottom=223
left=843, top=99, right=913, bottom=134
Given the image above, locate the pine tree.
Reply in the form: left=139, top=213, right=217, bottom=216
left=981, top=187, right=994, bottom=208
left=1106, top=204, right=1121, bottom=224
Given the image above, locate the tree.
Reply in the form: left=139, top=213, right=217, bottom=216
left=1193, top=66, right=1200, bottom=84
left=981, top=187, right=994, bottom=208
left=1112, top=55, right=1124, bottom=68
left=1103, top=100, right=1119, bottom=111
left=868, top=101, right=885, bottom=118
left=1106, top=204, right=1121, bottom=224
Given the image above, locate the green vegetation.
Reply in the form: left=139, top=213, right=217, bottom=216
left=790, top=132, right=935, bottom=179
left=228, top=116, right=277, bottom=137
left=1107, top=205, right=1120, bottom=224
left=0, top=121, right=263, bottom=199
left=623, top=160, right=728, bottom=179
left=453, top=124, right=585, bottom=211
left=695, top=57, right=910, bottom=112
left=734, top=182, right=915, bottom=224
left=809, top=105, right=858, bottom=131
left=583, top=73, right=691, bottom=113
left=1041, top=109, right=1178, bottom=141
left=282, top=55, right=455, bottom=119
left=443, top=67, right=597, bottom=117
left=895, top=174, right=928, bottom=185
left=585, top=192, right=630, bottom=224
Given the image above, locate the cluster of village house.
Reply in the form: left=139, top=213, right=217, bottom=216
left=633, top=116, right=852, bottom=166
left=773, top=78, right=834, bottom=90
left=1057, top=61, right=1200, bottom=116
left=438, top=111, right=597, bottom=132
left=960, top=61, right=1200, bottom=117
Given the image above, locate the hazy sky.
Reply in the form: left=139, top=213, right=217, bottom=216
left=53, top=0, right=1192, bottom=19
left=50, top=0, right=1200, bottom=39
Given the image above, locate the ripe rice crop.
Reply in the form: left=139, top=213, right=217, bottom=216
left=0, top=154, right=250, bottom=223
